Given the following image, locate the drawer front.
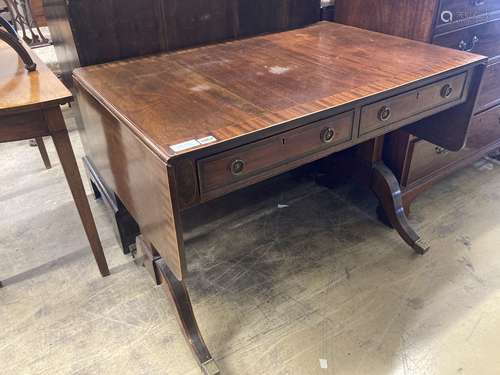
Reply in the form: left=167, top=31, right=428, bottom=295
left=359, top=73, right=467, bottom=136
left=198, top=111, right=354, bottom=193
left=436, top=0, right=500, bottom=34
left=407, top=139, right=471, bottom=184
left=476, top=59, right=500, bottom=112
left=467, top=103, right=500, bottom=150
left=407, top=104, right=500, bottom=185
left=433, top=19, right=500, bottom=58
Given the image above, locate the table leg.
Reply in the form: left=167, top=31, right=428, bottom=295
left=45, top=108, right=110, bottom=277
left=319, top=137, right=430, bottom=255
left=156, top=258, right=220, bottom=375
left=370, top=162, right=430, bottom=254
left=136, top=237, right=218, bottom=374
left=35, top=136, right=51, bottom=169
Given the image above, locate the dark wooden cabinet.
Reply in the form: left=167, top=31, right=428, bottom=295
left=336, top=0, right=500, bottom=212
left=43, top=0, right=320, bottom=86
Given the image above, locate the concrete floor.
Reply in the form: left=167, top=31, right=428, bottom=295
left=2, top=108, right=500, bottom=375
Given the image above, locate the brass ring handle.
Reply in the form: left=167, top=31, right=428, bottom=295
left=435, top=146, right=449, bottom=155
left=441, top=84, right=453, bottom=99
left=458, top=35, right=480, bottom=52
left=320, top=127, right=336, bottom=143
left=230, top=159, right=246, bottom=175
left=378, top=105, right=392, bottom=122
left=440, top=10, right=453, bottom=23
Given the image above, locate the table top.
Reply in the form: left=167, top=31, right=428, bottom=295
left=0, top=40, right=72, bottom=114
left=73, top=21, right=484, bottom=161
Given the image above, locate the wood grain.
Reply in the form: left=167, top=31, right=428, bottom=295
left=73, top=22, right=484, bottom=163
left=77, top=89, right=185, bottom=280
left=335, top=0, right=440, bottom=42
left=44, top=0, right=320, bottom=86
left=0, top=40, right=72, bottom=113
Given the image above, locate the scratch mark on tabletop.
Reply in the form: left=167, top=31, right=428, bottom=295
left=190, top=84, right=211, bottom=92
left=268, top=66, right=290, bottom=75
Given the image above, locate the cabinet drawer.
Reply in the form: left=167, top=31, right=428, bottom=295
left=433, top=19, right=500, bottom=59
left=406, top=139, right=471, bottom=184
left=406, top=104, right=500, bottom=185
left=436, top=0, right=500, bottom=34
left=476, top=59, right=500, bottom=112
left=198, top=111, right=354, bottom=194
left=467, top=103, right=500, bottom=150
left=359, top=73, right=467, bottom=136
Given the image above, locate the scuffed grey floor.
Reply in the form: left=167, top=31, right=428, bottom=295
left=2, top=110, right=500, bottom=374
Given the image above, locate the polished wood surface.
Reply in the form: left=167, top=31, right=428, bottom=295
left=74, top=21, right=486, bottom=281
left=75, top=21, right=486, bottom=372
left=0, top=40, right=71, bottom=112
left=74, top=22, right=483, bottom=162
left=0, top=39, right=108, bottom=278
left=359, top=73, right=467, bottom=136
left=43, top=0, right=320, bottom=86
left=197, top=110, right=354, bottom=198
left=77, top=89, right=184, bottom=278
left=336, top=0, right=500, bottom=213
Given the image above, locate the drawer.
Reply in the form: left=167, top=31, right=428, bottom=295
left=406, top=104, right=500, bottom=185
left=435, top=0, right=500, bottom=34
left=406, top=139, right=471, bottom=184
left=475, top=59, right=500, bottom=112
left=433, top=18, right=500, bottom=58
left=198, top=111, right=354, bottom=194
left=359, top=73, right=467, bottom=136
left=466, top=103, right=500, bottom=150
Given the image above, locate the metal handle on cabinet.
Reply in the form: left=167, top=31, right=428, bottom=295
left=230, top=159, right=246, bottom=176
left=378, top=105, right=392, bottom=122
left=435, top=146, right=449, bottom=155
left=473, top=0, right=486, bottom=6
left=320, top=127, right=336, bottom=143
left=458, top=35, right=480, bottom=52
left=440, top=84, right=453, bottom=99
left=441, top=10, right=453, bottom=23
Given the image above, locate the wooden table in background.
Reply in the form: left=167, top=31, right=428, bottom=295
left=0, top=39, right=109, bottom=283
left=74, top=22, right=485, bottom=374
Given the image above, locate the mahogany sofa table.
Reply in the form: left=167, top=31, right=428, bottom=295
left=73, top=22, right=486, bottom=374
left=0, top=39, right=109, bottom=283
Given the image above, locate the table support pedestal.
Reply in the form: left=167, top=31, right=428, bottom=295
left=370, top=162, right=429, bottom=254
left=136, top=236, right=220, bottom=375
left=320, top=136, right=430, bottom=254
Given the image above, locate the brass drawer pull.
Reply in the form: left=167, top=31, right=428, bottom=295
left=441, top=84, right=453, bottom=98
left=458, top=35, right=479, bottom=52
left=320, top=126, right=336, bottom=143
left=435, top=146, right=449, bottom=155
left=440, top=10, right=453, bottom=23
left=377, top=105, right=392, bottom=122
left=230, top=159, right=246, bottom=175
